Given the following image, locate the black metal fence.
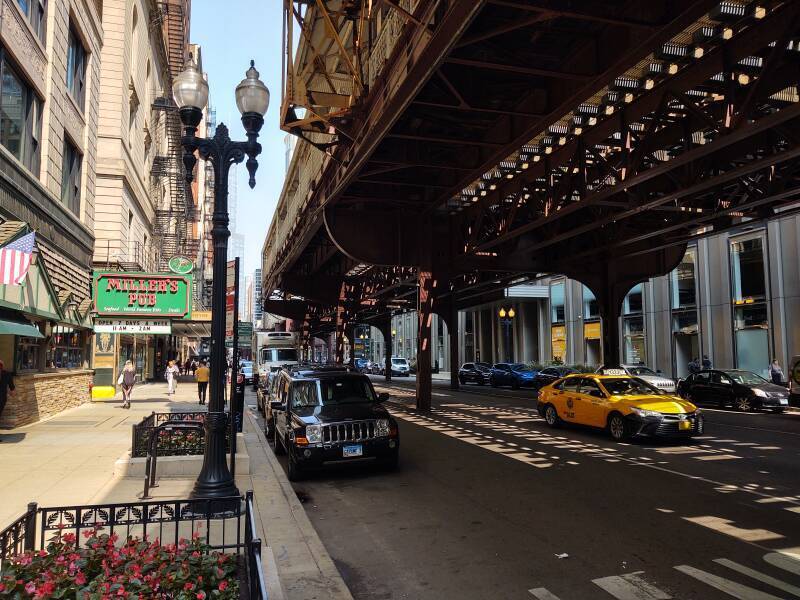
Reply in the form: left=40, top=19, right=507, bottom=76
left=0, top=492, right=268, bottom=599
left=131, top=411, right=231, bottom=457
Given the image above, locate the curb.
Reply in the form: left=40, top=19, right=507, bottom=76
left=244, top=407, right=355, bottom=600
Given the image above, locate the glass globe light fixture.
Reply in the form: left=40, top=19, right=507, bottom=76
left=172, top=56, right=209, bottom=113
left=235, top=60, right=270, bottom=117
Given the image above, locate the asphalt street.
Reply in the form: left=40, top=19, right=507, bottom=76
left=248, top=378, right=800, bottom=600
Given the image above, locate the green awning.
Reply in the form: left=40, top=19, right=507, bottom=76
left=0, top=319, right=43, bottom=338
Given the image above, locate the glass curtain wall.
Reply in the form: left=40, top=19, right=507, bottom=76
left=671, top=248, right=700, bottom=378
left=730, top=236, right=770, bottom=378
left=623, top=284, right=646, bottom=365
left=582, top=286, right=601, bottom=366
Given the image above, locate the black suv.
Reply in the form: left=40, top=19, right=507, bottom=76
left=268, top=367, right=400, bottom=480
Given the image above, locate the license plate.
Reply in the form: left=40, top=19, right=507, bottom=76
left=343, top=445, right=363, bottom=458
left=779, top=398, right=788, bottom=405
left=679, top=420, right=692, bottom=431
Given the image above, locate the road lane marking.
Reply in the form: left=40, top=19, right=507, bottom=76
left=592, top=572, right=671, bottom=599
left=528, top=588, right=561, bottom=600
left=675, top=565, right=784, bottom=600
left=694, top=454, right=742, bottom=461
left=683, top=516, right=785, bottom=542
left=714, top=558, right=800, bottom=597
left=756, top=497, right=797, bottom=503
left=764, top=551, right=800, bottom=576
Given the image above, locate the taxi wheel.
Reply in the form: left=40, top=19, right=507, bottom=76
left=608, top=413, right=629, bottom=441
left=734, top=396, right=752, bottom=412
left=544, top=404, right=561, bottom=428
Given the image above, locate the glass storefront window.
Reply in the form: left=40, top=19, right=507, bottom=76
left=583, top=286, right=598, bottom=319
left=731, top=237, right=766, bottom=302
left=16, top=336, right=40, bottom=371
left=46, top=326, right=86, bottom=369
left=550, top=281, right=565, bottom=323
left=671, top=248, right=697, bottom=309
left=731, top=236, right=770, bottom=378
left=623, top=316, right=646, bottom=365
left=623, top=284, right=643, bottom=314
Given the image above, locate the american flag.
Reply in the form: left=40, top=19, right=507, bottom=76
left=0, top=231, right=36, bottom=285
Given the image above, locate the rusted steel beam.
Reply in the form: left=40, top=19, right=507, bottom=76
left=445, top=57, right=592, bottom=81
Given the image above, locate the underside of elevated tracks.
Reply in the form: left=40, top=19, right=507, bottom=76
left=264, top=0, right=800, bottom=410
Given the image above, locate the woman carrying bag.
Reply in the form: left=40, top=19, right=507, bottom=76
left=118, top=360, right=136, bottom=409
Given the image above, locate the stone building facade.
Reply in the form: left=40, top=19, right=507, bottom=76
left=0, top=0, right=103, bottom=427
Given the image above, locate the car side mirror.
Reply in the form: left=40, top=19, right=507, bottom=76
left=378, top=392, right=390, bottom=402
left=270, top=401, right=285, bottom=411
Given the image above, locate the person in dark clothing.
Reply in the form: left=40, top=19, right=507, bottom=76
left=702, top=355, right=712, bottom=370
left=688, top=357, right=700, bottom=375
left=0, top=359, right=16, bottom=440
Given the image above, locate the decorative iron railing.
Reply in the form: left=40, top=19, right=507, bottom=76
left=0, top=492, right=268, bottom=599
left=131, top=412, right=231, bottom=458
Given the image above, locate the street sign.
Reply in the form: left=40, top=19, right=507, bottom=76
left=93, top=272, right=193, bottom=319
left=227, top=321, right=253, bottom=348
left=167, top=256, right=194, bottom=274
left=94, top=319, right=172, bottom=334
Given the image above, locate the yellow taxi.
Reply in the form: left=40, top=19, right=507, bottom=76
left=536, top=373, right=703, bottom=441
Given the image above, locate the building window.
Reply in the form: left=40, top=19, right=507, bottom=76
left=0, top=50, right=43, bottom=173
left=623, top=283, right=645, bottom=365
left=671, top=248, right=700, bottom=378
left=16, top=0, right=47, bottom=43
left=46, top=326, right=86, bottom=369
left=66, top=25, right=87, bottom=110
left=731, top=236, right=770, bottom=378
left=16, top=336, right=41, bottom=371
left=583, top=286, right=599, bottom=320
left=550, top=281, right=565, bottom=323
left=61, top=138, right=82, bottom=215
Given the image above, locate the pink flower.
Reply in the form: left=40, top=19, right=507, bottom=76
left=75, top=571, right=86, bottom=585
left=25, top=581, right=36, bottom=594
left=196, top=593, right=206, bottom=600
left=218, top=580, right=228, bottom=591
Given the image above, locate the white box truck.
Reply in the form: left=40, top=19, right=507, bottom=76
left=254, top=331, right=299, bottom=412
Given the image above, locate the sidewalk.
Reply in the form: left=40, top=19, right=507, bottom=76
left=0, top=382, right=353, bottom=600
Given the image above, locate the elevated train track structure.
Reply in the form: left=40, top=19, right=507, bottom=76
left=263, top=0, right=800, bottom=409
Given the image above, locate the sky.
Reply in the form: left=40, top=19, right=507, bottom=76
left=191, top=0, right=287, bottom=279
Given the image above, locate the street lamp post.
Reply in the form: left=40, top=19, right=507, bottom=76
left=498, top=307, right=516, bottom=362
left=173, top=58, right=269, bottom=500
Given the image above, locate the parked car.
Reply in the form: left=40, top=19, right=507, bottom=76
left=269, top=367, right=399, bottom=480
left=678, top=369, right=790, bottom=412
left=537, top=374, right=703, bottom=441
left=240, top=361, right=254, bottom=385
left=790, top=355, right=800, bottom=406
left=531, top=366, right=578, bottom=390
left=596, top=364, right=677, bottom=394
left=354, top=358, right=372, bottom=373
left=458, top=362, right=492, bottom=385
left=388, top=357, right=411, bottom=377
left=489, top=363, right=537, bottom=389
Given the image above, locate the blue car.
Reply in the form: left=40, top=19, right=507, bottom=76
left=490, top=363, right=537, bottom=389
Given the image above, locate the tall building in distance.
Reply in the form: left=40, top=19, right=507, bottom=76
left=226, top=164, right=246, bottom=314
left=244, top=274, right=254, bottom=323
left=253, top=268, right=263, bottom=327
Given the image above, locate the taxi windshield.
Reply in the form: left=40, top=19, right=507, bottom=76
left=601, top=378, right=659, bottom=396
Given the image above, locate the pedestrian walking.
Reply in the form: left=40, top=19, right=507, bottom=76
left=196, top=360, right=210, bottom=405
left=184, top=358, right=192, bottom=376
left=770, top=358, right=785, bottom=385
left=702, top=354, right=712, bottom=370
left=165, top=360, right=180, bottom=395
left=118, top=360, right=136, bottom=409
left=190, top=359, right=197, bottom=376
left=0, top=359, right=15, bottom=441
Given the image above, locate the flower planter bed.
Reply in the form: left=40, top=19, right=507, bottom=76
left=132, top=413, right=231, bottom=458
left=0, top=493, right=267, bottom=599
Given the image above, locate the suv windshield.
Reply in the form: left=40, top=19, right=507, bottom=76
left=724, top=370, right=768, bottom=386
left=291, top=377, right=377, bottom=408
left=601, top=378, right=660, bottom=396
left=476, top=362, right=491, bottom=370
left=627, top=366, right=657, bottom=376
left=392, top=358, right=408, bottom=365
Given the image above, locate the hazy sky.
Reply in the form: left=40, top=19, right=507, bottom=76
left=191, top=0, right=286, bottom=279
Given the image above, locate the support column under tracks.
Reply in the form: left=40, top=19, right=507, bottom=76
left=416, top=270, right=435, bottom=411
